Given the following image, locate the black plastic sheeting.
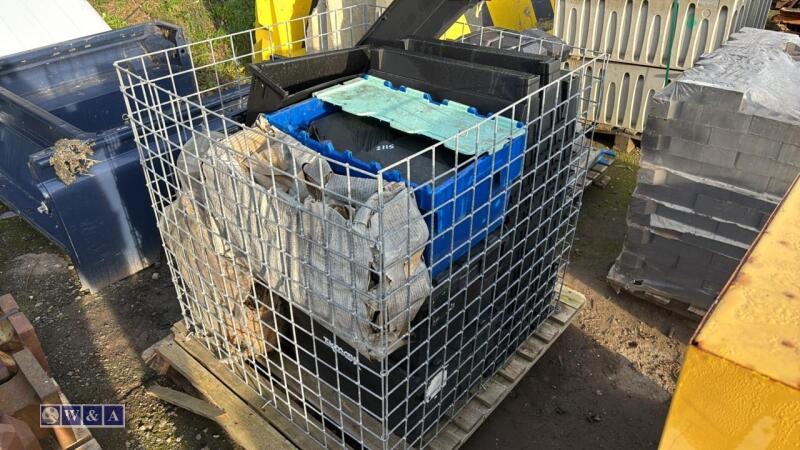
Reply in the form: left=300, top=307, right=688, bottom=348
left=307, top=112, right=474, bottom=185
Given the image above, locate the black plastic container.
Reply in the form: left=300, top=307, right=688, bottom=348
left=459, top=27, right=573, bottom=61
left=357, top=0, right=484, bottom=46
left=246, top=47, right=370, bottom=123
left=398, top=37, right=562, bottom=83
left=246, top=46, right=541, bottom=123
left=288, top=228, right=509, bottom=443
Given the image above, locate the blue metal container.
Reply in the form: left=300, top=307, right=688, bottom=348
left=266, top=97, right=526, bottom=277
left=0, top=22, right=244, bottom=292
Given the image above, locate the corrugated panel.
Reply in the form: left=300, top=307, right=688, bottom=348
left=0, top=0, right=110, bottom=58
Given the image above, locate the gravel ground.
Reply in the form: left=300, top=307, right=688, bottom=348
left=0, top=149, right=696, bottom=449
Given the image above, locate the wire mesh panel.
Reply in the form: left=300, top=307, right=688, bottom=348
left=115, top=5, right=607, bottom=449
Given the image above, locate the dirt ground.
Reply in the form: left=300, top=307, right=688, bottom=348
left=0, top=145, right=697, bottom=450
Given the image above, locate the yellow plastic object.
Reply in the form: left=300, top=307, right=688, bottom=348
left=441, top=14, right=471, bottom=40
left=486, top=0, right=540, bottom=29
left=659, top=175, right=800, bottom=450
left=254, top=0, right=312, bottom=62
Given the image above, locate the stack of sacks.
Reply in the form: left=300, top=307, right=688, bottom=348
left=609, top=28, right=800, bottom=313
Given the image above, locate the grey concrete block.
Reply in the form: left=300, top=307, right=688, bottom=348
left=628, top=195, right=657, bottom=215
left=610, top=261, right=719, bottom=308
left=766, top=176, right=795, bottom=198
left=647, top=97, right=669, bottom=120
left=678, top=231, right=747, bottom=260
left=636, top=166, right=668, bottom=185
left=749, top=116, right=792, bottom=140
left=631, top=188, right=762, bottom=246
left=663, top=138, right=737, bottom=168
left=654, top=202, right=717, bottom=234
left=777, top=142, right=800, bottom=167
left=640, top=133, right=671, bottom=152
left=710, top=252, right=741, bottom=275
left=641, top=166, right=778, bottom=213
left=716, top=221, right=759, bottom=246
left=701, top=278, right=725, bottom=293
left=682, top=84, right=744, bottom=112
left=708, top=130, right=781, bottom=159
left=694, top=193, right=767, bottom=230
left=646, top=117, right=711, bottom=144
left=617, top=250, right=645, bottom=270
left=625, top=223, right=651, bottom=244
left=643, top=152, right=772, bottom=193
left=738, top=134, right=783, bottom=159
left=635, top=183, right=698, bottom=209
left=667, top=101, right=703, bottom=122
left=783, top=126, right=800, bottom=147
left=698, top=108, right=753, bottom=132
left=734, top=152, right=800, bottom=180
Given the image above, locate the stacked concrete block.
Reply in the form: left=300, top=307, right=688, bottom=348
left=609, top=28, right=800, bottom=313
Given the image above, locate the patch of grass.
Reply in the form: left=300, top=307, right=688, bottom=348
left=89, top=0, right=255, bottom=88
left=101, top=12, right=129, bottom=29
left=571, top=149, right=640, bottom=273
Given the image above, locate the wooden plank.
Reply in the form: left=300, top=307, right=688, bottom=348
left=59, top=392, right=96, bottom=450
left=71, top=439, right=102, bottom=450
left=475, top=380, right=507, bottom=409
left=514, top=345, right=536, bottom=361
left=559, top=286, right=587, bottom=310
left=173, top=323, right=403, bottom=450
left=146, top=384, right=224, bottom=420
left=451, top=404, right=484, bottom=433
left=429, top=289, right=586, bottom=450
left=12, top=348, right=59, bottom=402
left=151, top=337, right=297, bottom=450
left=498, top=357, right=528, bottom=383
left=549, top=304, right=576, bottom=325
left=427, top=428, right=461, bottom=450
left=532, top=321, right=560, bottom=343
left=168, top=323, right=326, bottom=450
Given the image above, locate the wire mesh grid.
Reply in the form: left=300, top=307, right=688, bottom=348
left=114, top=5, right=607, bottom=449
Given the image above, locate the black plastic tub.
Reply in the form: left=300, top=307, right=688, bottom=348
left=287, top=227, right=509, bottom=444
left=398, top=37, right=562, bottom=83
left=356, top=0, right=484, bottom=46
left=246, top=46, right=541, bottom=123
left=246, top=47, right=371, bottom=123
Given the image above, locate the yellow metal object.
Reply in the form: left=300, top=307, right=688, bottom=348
left=441, top=15, right=471, bottom=40
left=661, top=347, right=800, bottom=450
left=659, top=175, right=800, bottom=450
left=486, top=0, right=539, bottom=29
left=254, top=0, right=312, bottom=62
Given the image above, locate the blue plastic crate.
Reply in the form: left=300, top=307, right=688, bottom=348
left=266, top=95, right=525, bottom=277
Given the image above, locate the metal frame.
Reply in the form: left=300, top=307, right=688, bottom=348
left=114, top=5, right=607, bottom=449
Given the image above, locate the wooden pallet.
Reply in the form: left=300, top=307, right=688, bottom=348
left=583, top=148, right=616, bottom=189
left=143, top=287, right=586, bottom=450
left=0, top=294, right=100, bottom=449
left=592, top=124, right=640, bottom=153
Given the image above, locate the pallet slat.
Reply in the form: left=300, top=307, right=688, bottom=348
left=144, top=288, right=586, bottom=450
left=427, top=289, right=586, bottom=449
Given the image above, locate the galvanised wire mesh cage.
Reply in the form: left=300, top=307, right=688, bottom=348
left=115, top=5, right=607, bottom=449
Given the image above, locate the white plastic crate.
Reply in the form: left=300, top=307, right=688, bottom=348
left=565, top=58, right=678, bottom=132
left=555, top=0, right=770, bottom=71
